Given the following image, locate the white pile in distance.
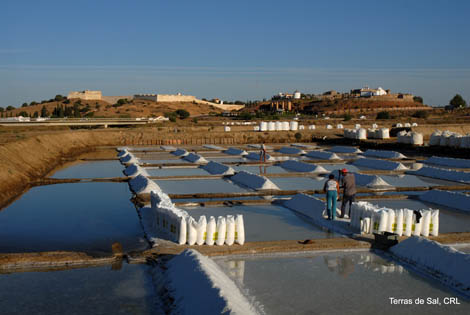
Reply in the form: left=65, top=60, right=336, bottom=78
left=203, top=144, right=225, bottom=150
left=124, top=163, right=149, bottom=177
left=424, top=156, right=470, bottom=169
left=363, top=149, right=406, bottom=159
left=306, top=150, right=342, bottom=160
left=202, top=161, right=235, bottom=175
left=344, top=128, right=367, bottom=140
left=119, top=151, right=139, bottom=164
left=367, top=128, right=390, bottom=139
left=277, top=146, right=306, bottom=155
left=353, top=173, right=390, bottom=188
left=230, top=171, right=279, bottom=190
left=397, top=131, right=423, bottom=145
left=172, top=148, right=189, bottom=157
left=160, top=145, right=177, bottom=151
left=419, top=190, right=470, bottom=212
left=407, top=165, right=470, bottom=184
left=429, top=130, right=470, bottom=148
left=350, top=201, right=439, bottom=237
left=259, top=121, right=299, bottom=131
left=165, top=249, right=259, bottom=315
left=245, top=152, right=275, bottom=161
left=224, top=147, right=248, bottom=156
left=279, top=160, right=328, bottom=173
left=183, top=153, right=208, bottom=164
left=327, top=146, right=362, bottom=154
left=353, top=157, right=408, bottom=170
left=390, top=237, right=470, bottom=292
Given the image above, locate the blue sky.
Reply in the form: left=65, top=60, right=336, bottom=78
left=1, top=0, right=469, bottom=107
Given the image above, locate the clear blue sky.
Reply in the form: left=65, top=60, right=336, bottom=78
left=1, top=0, right=469, bottom=107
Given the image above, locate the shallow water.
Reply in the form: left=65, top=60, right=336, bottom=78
left=381, top=175, right=465, bottom=187
left=0, top=182, right=147, bottom=254
left=369, top=199, right=470, bottom=233
left=139, top=159, right=187, bottom=165
left=144, top=167, right=209, bottom=177
left=214, top=251, right=470, bottom=315
left=270, top=176, right=325, bottom=190
left=0, top=263, right=161, bottom=314
left=233, top=165, right=289, bottom=174
left=182, top=204, right=338, bottom=241
left=51, top=161, right=124, bottom=179
left=154, top=178, right=248, bottom=195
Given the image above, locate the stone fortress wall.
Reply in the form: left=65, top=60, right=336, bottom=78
left=67, top=90, right=102, bottom=100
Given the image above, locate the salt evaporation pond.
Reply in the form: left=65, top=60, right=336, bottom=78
left=381, top=175, right=465, bottom=187
left=214, top=251, right=470, bottom=315
left=233, top=165, right=289, bottom=174
left=144, top=167, right=209, bottom=177
left=208, top=157, right=248, bottom=163
left=270, top=176, right=325, bottom=190
left=371, top=199, right=470, bottom=233
left=317, top=164, right=361, bottom=173
left=154, top=178, right=248, bottom=195
left=0, top=263, right=161, bottom=314
left=183, top=204, right=337, bottom=241
left=51, top=160, right=124, bottom=179
left=139, top=159, right=188, bottom=165
left=0, top=182, right=147, bottom=254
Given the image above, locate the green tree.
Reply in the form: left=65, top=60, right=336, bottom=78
left=450, top=94, right=467, bottom=108
left=412, top=110, right=429, bottom=119
left=413, top=96, right=423, bottom=104
left=343, top=113, right=352, bottom=121
left=0, top=107, right=4, bottom=112
left=376, top=111, right=390, bottom=119
left=22, top=103, right=28, bottom=107
left=33, top=111, right=39, bottom=118
left=54, top=94, right=64, bottom=102
left=294, top=132, right=302, bottom=141
left=6, top=105, right=15, bottom=111
left=30, top=101, right=38, bottom=106
left=41, top=105, right=48, bottom=117
left=18, top=111, right=29, bottom=117
left=175, top=109, right=190, bottom=119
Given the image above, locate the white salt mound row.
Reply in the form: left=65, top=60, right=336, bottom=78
left=123, top=163, right=149, bottom=178
left=390, top=237, right=470, bottom=291
left=230, top=171, right=279, bottom=190
left=117, top=148, right=129, bottom=157
left=119, top=153, right=139, bottom=165
left=129, top=174, right=162, bottom=194
left=172, top=148, right=189, bottom=157
left=224, top=147, right=248, bottom=156
left=350, top=201, right=438, bottom=237
left=279, top=160, right=328, bottom=173
left=277, top=147, right=306, bottom=155
left=165, top=249, right=259, bottom=315
left=245, top=152, right=275, bottom=161
left=202, top=161, right=235, bottom=175
left=363, top=149, right=407, bottom=159
left=353, top=173, right=390, bottom=187
left=306, top=150, right=342, bottom=160
left=407, top=166, right=470, bottom=184
left=353, top=158, right=408, bottom=170
left=183, top=153, right=208, bottom=164
left=424, top=156, right=470, bottom=169
left=419, top=190, right=470, bottom=212
left=327, top=146, right=362, bottom=154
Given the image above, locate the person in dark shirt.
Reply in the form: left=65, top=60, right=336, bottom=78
left=340, top=168, right=356, bottom=218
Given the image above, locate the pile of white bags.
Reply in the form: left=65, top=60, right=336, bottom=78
left=350, top=201, right=439, bottom=237
left=367, top=128, right=390, bottom=139
left=258, top=121, right=301, bottom=132
left=344, top=128, right=367, bottom=139
left=397, top=131, right=423, bottom=145
left=429, top=130, right=470, bottom=149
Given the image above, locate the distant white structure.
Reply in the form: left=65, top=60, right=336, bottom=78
left=134, top=93, right=196, bottom=102
left=293, top=90, right=301, bottom=99
left=360, top=86, right=387, bottom=97
left=68, top=90, right=102, bottom=100
left=275, top=90, right=301, bottom=100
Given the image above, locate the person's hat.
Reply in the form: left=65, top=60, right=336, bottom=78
left=341, top=168, right=348, bottom=173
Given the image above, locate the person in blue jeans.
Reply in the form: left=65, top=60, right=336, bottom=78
left=323, top=174, right=340, bottom=220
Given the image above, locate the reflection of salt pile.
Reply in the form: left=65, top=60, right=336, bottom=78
left=277, top=147, right=306, bottom=155
left=279, top=160, right=328, bottom=173
left=171, top=148, right=189, bottom=157
left=164, top=250, right=259, bottom=315
left=363, top=149, right=406, bottom=159
left=390, top=237, right=470, bottom=292
left=202, top=161, right=235, bottom=175
left=230, top=171, right=279, bottom=190
left=123, top=163, right=149, bottom=177
left=183, top=153, right=208, bottom=164
left=327, top=146, right=362, bottom=154
left=353, top=158, right=408, bottom=170
left=419, top=190, right=470, bottom=212
left=245, top=152, right=275, bottom=161
left=224, top=147, right=248, bottom=156
left=306, top=150, right=342, bottom=160
left=350, top=201, right=438, bottom=237
left=407, top=165, right=470, bottom=184
left=424, top=156, right=470, bottom=169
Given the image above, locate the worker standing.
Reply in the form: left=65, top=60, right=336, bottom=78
left=260, top=143, right=267, bottom=163
left=339, top=168, right=356, bottom=218
left=323, top=174, right=340, bottom=220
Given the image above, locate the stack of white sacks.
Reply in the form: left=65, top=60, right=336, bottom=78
left=367, top=128, right=390, bottom=139
left=258, top=121, right=301, bottom=132
left=429, top=130, right=470, bottom=149
left=344, top=128, right=367, bottom=140
left=397, top=131, right=424, bottom=145
left=350, top=201, right=439, bottom=237
left=150, top=191, right=245, bottom=246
